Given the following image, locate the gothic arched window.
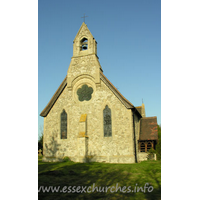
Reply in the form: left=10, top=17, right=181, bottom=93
left=60, top=110, right=67, bottom=139
left=103, top=105, right=112, bottom=137
left=80, top=38, right=88, bottom=51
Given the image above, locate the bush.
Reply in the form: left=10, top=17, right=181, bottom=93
left=156, top=125, right=161, bottom=160
left=62, top=157, right=71, bottom=162
left=38, top=133, right=43, bottom=151
left=147, top=148, right=156, bottom=160
left=148, top=148, right=156, bottom=154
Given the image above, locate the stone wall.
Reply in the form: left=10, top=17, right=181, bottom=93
left=133, top=113, right=140, bottom=162
left=43, top=71, right=135, bottom=163
left=138, top=152, right=157, bottom=162
left=42, top=23, right=137, bottom=163
left=138, top=152, right=148, bottom=162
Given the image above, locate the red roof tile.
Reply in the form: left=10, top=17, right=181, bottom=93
left=139, top=117, right=158, bottom=140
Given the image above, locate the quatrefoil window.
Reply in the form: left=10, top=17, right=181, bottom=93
left=77, top=84, right=93, bottom=101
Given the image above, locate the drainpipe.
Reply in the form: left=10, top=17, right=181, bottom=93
left=132, top=109, right=138, bottom=163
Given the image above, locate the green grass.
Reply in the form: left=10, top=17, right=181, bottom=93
left=38, top=157, right=161, bottom=200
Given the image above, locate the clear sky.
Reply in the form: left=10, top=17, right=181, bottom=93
left=2, top=1, right=200, bottom=198
left=38, top=0, right=161, bottom=138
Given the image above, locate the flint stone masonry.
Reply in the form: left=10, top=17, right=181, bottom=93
left=42, top=76, right=135, bottom=163
left=40, top=22, right=157, bottom=163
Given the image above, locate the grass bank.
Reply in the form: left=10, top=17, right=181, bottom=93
left=38, top=157, right=161, bottom=200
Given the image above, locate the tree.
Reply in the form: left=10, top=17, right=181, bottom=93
left=156, top=125, right=161, bottom=160
left=38, top=132, right=43, bottom=151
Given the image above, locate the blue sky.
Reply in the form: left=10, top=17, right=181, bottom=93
left=38, top=0, right=161, bottom=138
left=2, top=1, right=200, bottom=198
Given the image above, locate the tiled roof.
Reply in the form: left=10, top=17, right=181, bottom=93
left=139, top=117, right=158, bottom=140
left=100, top=72, right=141, bottom=118
left=40, top=72, right=142, bottom=118
left=40, top=76, right=68, bottom=117
left=100, top=71, right=134, bottom=109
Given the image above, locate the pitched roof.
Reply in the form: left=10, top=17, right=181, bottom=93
left=135, top=106, right=142, bottom=116
left=73, top=22, right=93, bottom=42
left=40, top=72, right=142, bottom=118
left=139, top=117, right=158, bottom=140
left=100, top=71, right=134, bottom=108
left=40, top=76, right=67, bottom=117
left=100, top=71, right=141, bottom=118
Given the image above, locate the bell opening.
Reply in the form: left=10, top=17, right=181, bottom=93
left=80, top=38, right=88, bottom=51
left=82, top=44, right=88, bottom=50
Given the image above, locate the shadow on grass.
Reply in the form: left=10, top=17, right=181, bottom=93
left=38, top=160, right=161, bottom=200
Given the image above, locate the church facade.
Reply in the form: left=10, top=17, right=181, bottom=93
left=40, top=22, right=158, bottom=163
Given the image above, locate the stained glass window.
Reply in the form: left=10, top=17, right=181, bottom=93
left=61, top=110, right=67, bottom=139
left=77, top=84, right=93, bottom=102
left=103, top=105, right=112, bottom=137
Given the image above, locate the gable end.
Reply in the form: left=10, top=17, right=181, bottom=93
left=40, top=76, right=67, bottom=117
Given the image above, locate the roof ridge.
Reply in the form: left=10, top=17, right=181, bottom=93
left=40, top=76, right=68, bottom=117
left=100, top=71, right=134, bottom=109
left=142, top=116, right=157, bottom=119
left=40, top=72, right=143, bottom=117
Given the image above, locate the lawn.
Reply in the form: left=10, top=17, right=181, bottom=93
left=38, top=156, right=161, bottom=200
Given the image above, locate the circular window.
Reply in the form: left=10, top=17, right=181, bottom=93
left=77, top=84, right=93, bottom=101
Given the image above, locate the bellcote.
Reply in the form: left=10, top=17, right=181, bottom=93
left=67, top=22, right=102, bottom=89
left=73, top=22, right=97, bottom=57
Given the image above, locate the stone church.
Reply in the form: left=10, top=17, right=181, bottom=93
left=40, top=22, right=158, bottom=163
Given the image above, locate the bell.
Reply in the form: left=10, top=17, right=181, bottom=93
left=82, top=44, right=87, bottom=50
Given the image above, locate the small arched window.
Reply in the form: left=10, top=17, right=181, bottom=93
left=147, top=141, right=153, bottom=151
left=80, top=38, right=88, bottom=51
left=140, top=142, right=145, bottom=152
left=103, top=105, right=112, bottom=137
left=60, top=110, right=67, bottom=139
